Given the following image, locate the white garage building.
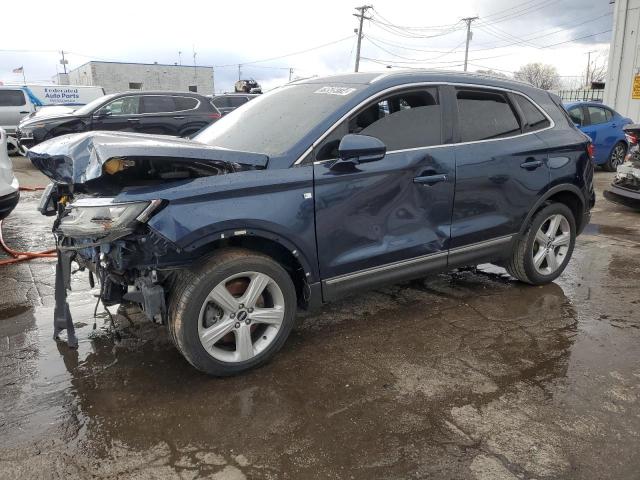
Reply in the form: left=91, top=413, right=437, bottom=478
left=605, top=0, right=640, bottom=120
left=67, top=61, right=214, bottom=95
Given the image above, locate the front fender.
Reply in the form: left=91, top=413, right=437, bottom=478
left=118, top=165, right=319, bottom=281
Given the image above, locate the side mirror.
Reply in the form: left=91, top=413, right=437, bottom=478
left=337, top=134, right=386, bottom=164
left=94, top=109, right=111, bottom=119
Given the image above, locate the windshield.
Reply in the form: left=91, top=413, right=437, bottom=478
left=194, top=83, right=365, bottom=157
left=73, top=94, right=117, bottom=116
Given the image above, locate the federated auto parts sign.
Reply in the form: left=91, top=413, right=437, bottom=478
left=42, top=87, right=81, bottom=103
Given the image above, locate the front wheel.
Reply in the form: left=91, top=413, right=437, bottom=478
left=506, top=203, right=576, bottom=285
left=168, top=249, right=297, bottom=376
left=603, top=141, right=627, bottom=172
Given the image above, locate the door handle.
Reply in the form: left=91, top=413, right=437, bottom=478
left=127, top=118, right=140, bottom=123
left=19, top=111, right=29, bottom=114
left=173, top=116, right=185, bottom=120
left=414, top=174, right=447, bottom=185
left=520, top=159, right=543, bottom=170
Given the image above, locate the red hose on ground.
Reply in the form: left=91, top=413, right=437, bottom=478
left=0, top=186, right=57, bottom=266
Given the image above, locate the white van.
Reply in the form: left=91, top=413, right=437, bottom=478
left=0, top=84, right=105, bottom=154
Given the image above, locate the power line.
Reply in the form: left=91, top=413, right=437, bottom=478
left=480, top=0, right=558, bottom=26
left=371, top=8, right=461, bottom=31
left=363, top=35, right=472, bottom=53
left=213, top=36, right=353, bottom=68
left=364, top=36, right=467, bottom=62
left=362, top=28, right=612, bottom=70
left=472, top=11, right=612, bottom=51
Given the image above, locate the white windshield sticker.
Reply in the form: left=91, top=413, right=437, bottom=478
left=314, top=86, right=357, bottom=96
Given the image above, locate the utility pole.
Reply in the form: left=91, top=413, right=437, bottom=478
left=178, top=51, right=182, bottom=66
left=354, top=5, right=372, bottom=73
left=238, top=64, right=242, bottom=81
left=193, top=47, right=197, bottom=86
left=585, top=50, right=596, bottom=87
left=59, top=50, right=68, bottom=74
left=289, top=67, right=294, bottom=82
left=462, top=16, right=479, bottom=72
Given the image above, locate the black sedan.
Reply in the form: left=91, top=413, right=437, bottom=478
left=16, top=91, right=221, bottom=151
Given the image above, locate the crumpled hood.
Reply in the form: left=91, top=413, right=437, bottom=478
left=27, top=131, right=269, bottom=184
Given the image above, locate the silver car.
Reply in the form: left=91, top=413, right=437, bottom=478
left=0, top=127, right=19, bottom=219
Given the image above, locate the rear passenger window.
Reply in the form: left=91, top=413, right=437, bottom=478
left=212, top=97, right=229, bottom=108
left=173, top=96, right=199, bottom=111
left=228, top=97, right=248, bottom=108
left=587, top=106, right=607, bottom=125
left=514, top=95, right=550, bottom=132
left=315, top=88, right=441, bottom=160
left=567, top=107, right=584, bottom=125
left=0, top=90, right=26, bottom=106
left=456, top=89, right=520, bottom=142
left=143, top=96, right=176, bottom=113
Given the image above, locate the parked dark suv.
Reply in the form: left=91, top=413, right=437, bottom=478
left=30, top=71, right=594, bottom=376
left=211, top=93, right=259, bottom=115
left=17, top=91, right=221, bottom=151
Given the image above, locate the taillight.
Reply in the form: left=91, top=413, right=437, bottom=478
left=208, top=113, right=221, bottom=119
left=587, top=143, right=595, bottom=160
left=625, top=132, right=638, bottom=145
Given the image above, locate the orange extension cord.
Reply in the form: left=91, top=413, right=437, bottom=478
left=0, top=186, right=57, bottom=266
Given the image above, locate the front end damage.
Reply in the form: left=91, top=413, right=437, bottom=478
left=30, top=131, right=268, bottom=347
left=604, top=125, right=640, bottom=210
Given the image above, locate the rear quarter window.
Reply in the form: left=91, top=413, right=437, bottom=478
left=173, top=96, right=199, bottom=111
left=228, top=96, right=248, bottom=108
left=0, top=90, right=26, bottom=107
left=513, top=95, right=550, bottom=132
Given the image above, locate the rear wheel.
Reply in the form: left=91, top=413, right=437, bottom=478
left=603, top=141, right=626, bottom=172
left=168, top=249, right=297, bottom=376
left=506, top=203, right=576, bottom=285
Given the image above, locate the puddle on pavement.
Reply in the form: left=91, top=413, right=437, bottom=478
left=582, top=223, right=638, bottom=237
left=1, top=244, right=640, bottom=477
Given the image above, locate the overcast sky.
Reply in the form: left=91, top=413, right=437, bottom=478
left=0, top=0, right=613, bottom=92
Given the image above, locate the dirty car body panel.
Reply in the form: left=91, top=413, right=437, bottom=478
left=29, top=71, right=594, bottom=374
left=604, top=123, right=640, bottom=210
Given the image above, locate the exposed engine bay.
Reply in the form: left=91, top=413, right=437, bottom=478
left=28, top=131, right=268, bottom=347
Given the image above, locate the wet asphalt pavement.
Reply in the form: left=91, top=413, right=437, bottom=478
left=1, top=165, right=639, bottom=479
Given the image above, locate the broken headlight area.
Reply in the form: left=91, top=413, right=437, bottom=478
left=53, top=197, right=182, bottom=348
left=58, top=197, right=162, bottom=240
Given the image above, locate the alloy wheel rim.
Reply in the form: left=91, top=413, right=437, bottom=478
left=198, top=271, right=285, bottom=363
left=532, top=214, right=571, bottom=276
left=612, top=145, right=625, bottom=168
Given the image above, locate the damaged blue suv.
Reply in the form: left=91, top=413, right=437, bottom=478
left=30, top=71, right=594, bottom=376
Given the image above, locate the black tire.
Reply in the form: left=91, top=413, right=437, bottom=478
left=603, top=141, right=627, bottom=172
left=168, top=248, right=297, bottom=376
left=506, top=203, right=576, bottom=285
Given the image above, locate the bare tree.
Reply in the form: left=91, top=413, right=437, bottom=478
left=475, top=68, right=510, bottom=79
left=514, top=63, right=560, bottom=90
left=583, top=49, right=608, bottom=86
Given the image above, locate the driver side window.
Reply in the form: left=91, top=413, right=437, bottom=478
left=314, top=87, right=441, bottom=161
left=98, top=96, right=140, bottom=116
